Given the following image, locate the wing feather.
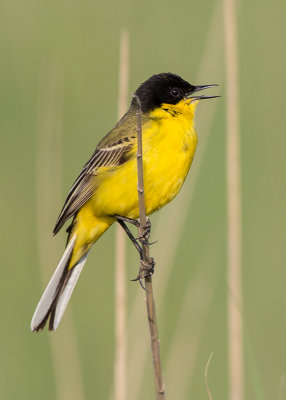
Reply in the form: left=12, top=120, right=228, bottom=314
left=53, top=113, right=137, bottom=235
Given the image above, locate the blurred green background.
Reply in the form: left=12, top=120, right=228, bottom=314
left=1, top=0, right=286, bottom=399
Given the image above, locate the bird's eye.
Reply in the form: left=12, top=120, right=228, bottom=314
left=170, top=87, right=180, bottom=97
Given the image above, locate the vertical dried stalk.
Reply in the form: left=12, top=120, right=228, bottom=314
left=205, top=353, right=214, bottom=400
left=36, top=62, right=84, bottom=400
left=223, top=0, right=244, bottom=399
left=114, top=29, right=129, bottom=400
left=117, top=29, right=129, bottom=118
left=133, top=95, right=165, bottom=400
left=127, top=2, right=223, bottom=395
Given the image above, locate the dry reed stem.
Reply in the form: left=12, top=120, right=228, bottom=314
left=35, top=62, right=84, bottom=400
left=127, top=1, right=223, bottom=397
left=223, top=0, right=244, bottom=399
left=133, top=95, right=165, bottom=400
left=205, top=353, right=214, bottom=400
left=114, top=28, right=129, bottom=400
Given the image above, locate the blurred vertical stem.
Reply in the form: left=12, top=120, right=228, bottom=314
left=223, top=0, right=244, bottom=399
left=133, top=95, right=165, bottom=400
left=114, top=29, right=129, bottom=400
left=36, top=62, right=84, bottom=400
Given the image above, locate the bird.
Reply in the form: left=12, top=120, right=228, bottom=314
left=31, top=72, right=218, bottom=331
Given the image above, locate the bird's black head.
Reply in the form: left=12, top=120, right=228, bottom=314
left=133, top=73, right=196, bottom=113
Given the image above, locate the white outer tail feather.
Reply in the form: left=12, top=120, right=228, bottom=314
left=31, top=235, right=87, bottom=331
left=53, top=253, right=87, bottom=330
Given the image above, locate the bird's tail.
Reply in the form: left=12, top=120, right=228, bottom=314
left=31, top=235, right=88, bottom=331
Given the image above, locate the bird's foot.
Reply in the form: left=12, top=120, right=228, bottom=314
left=137, top=217, right=151, bottom=244
left=131, top=257, right=155, bottom=290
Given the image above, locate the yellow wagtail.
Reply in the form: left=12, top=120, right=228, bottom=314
left=31, top=73, right=218, bottom=331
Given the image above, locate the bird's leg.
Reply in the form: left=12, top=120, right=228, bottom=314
left=116, top=218, right=143, bottom=258
left=134, top=218, right=155, bottom=286
left=114, top=214, right=140, bottom=227
left=114, top=215, right=152, bottom=244
left=115, top=215, right=155, bottom=287
left=114, top=214, right=152, bottom=239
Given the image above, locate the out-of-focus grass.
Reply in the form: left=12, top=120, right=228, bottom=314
left=0, top=0, right=286, bottom=399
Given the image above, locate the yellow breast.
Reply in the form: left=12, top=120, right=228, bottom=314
left=142, top=100, right=198, bottom=214
left=91, top=99, right=198, bottom=219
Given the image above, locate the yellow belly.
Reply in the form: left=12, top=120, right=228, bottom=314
left=69, top=101, right=198, bottom=267
left=89, top=108, right=198, bottom=219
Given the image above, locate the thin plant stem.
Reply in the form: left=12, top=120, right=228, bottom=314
left=114, top=28, right=129, bottom=400
left=205, top=353, right=214, bottom=400
left=127, top=1, right=224, bottom=396
left=133, top=95, right=166, bottom=399
left=223, top=0, right=244, bottom=399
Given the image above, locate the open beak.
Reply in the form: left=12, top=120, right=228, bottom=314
left=186, top=84, right=220, bottom=101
